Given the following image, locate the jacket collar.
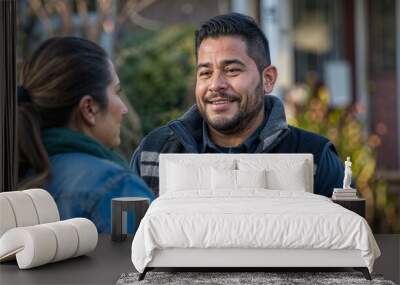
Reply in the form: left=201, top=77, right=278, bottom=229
left=168, top=95, right=289, bottom=153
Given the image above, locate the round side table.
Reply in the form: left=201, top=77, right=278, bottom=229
left=111, top=197, right=150, bottom=242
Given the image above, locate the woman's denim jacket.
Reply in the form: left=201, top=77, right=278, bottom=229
left=44, top=152, right=155, bottom=233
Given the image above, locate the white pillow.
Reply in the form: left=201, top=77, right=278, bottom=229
left=237, top=169, right=267, bottom=188
left=266, top=167, right=306, bottom=191
left=167, top=162, right=210, bottom=191
left=211, top=168, right=267, bottom=190
left=166, top=159, right=236, bottom=192
left=238, top=159, right=309, bottom=192
left=211, top=168, right=236, bottom=190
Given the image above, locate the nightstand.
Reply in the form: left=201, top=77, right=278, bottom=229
left=331, top=198, right=366, bottom=218
left=111, top=197, right=150, bottom=242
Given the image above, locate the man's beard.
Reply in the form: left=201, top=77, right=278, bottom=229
left=199, top=83, right=264, bottom=135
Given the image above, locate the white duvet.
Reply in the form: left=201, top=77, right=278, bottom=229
left=131, top=190, right=380, bottom=273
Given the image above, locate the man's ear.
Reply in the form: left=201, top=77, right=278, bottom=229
left=262, top=65, right=278, bottom=94
left=78, top=95, right=100, bottom=126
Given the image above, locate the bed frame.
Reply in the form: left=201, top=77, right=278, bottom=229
left=138, top=154, right=372, bottom=281
left=138, top=248, right=371, bottom=280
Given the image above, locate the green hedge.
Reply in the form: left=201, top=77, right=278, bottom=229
left=117, top=26, right=195, bottom=138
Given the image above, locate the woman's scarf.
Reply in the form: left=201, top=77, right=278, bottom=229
left=42, top=128, right=129, bottom=169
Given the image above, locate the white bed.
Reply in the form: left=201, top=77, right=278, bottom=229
left=131, top=154, right=380, bottom=280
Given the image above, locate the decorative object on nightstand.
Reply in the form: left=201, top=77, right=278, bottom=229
left=111, top=197, right=150, bottom=242
left=331, top=156, right=365, bottom=218
left=333, top=157, right=358, bottom=200
left=332, top=188, right=358, bottom=199
left=343, top=156, right=353, bottom=189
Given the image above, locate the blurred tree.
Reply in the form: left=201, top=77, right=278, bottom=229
left=116, top=26, right=196, bottom=156
left=285, top=74, right=400, bottom=233
left=18, top=0, right=160, bottom=48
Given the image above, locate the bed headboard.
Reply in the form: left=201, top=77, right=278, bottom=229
left=159, top=154, right=314, bottom=196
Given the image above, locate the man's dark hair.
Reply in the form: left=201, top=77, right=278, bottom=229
left=195, top=13, right=271, bottom=72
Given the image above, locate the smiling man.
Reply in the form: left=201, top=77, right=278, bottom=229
left=131, top=13, right=344, bottom=197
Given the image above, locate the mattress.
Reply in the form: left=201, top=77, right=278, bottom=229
left=131, top=190, right=380, bottom=273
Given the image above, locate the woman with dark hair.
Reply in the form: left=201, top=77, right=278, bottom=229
left=17, top=37, right=155, bottom=233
